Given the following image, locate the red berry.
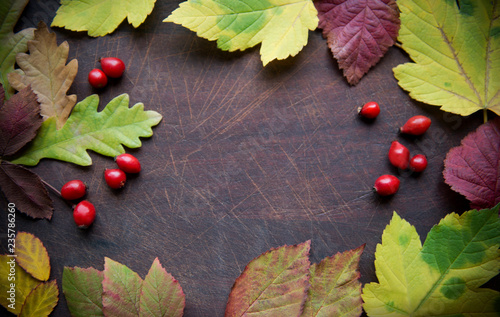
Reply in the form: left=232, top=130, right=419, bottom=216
left=358, top=101, right=380, bottom=119
left=100, top=57, right=125, bottom=78
left=400, top=115, right=431, bottom=135
left=61, top=180, right=87, bottom=200
left=88, top=68, right=108, bottom=88
left=374, top=175, right=400, bottom=196
left=115, top=153, right=141, bottom=173
left=410, top=154, right=428, bottom=172
left=104, top=169, right=126, bottom=189
left=73, top=200, right=96, bottom=228
left=388, top=140, right=410, bottom=170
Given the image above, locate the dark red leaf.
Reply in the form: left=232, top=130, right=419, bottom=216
left=0, top=85, right=42, bottom=156
left=315, top=0, right=400, bottom=85
left=0, top=161, right=53, bottom=219
left=443, top=118, right=500, bottom=209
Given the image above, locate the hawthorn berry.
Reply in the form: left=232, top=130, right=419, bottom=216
left=88, top=68, right=108, bottom=88
left=115, top=153, right=141, bottom=173
left=410, top=154, right=428, bottom=172
left=374, top=175, right=400, bottom=196
left=388, top=140, right=410, bottom=170
left=400, top=115, right=431, bottom=135
left=104, top=168, right=126, bottom=189
left=358, top=101, right=380, bottom=119
left=61, top=180, right=87, bottom=200
left=100, top=57, right=125, bottom=78
left=73, top=200, right=96, bottom=228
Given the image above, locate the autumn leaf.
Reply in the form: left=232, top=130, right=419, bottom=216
left=164, top=0, right=319, bottom=66
left=315, top=0, right=400, bottom=85
left=225, top=240, right=311, bottom=317
left=0, top=0, right=34, bottom=98
left=8, top=21, right=77, bottom=129
left=302, top=245, right=364, bottom=317
left=11, top=93, right=162, bottom=167
left=362, top=205, right=500, bottom=316
left=18, top=280, right=59, bottom=317
left=15, top=232, right=51, bottom=282
left=443, top=118, right=500, bottom=209
left=62, top=267, right=104, bottom=317
left=51, top=0, right=157, bottom=37
left=393, top=0, right=500, bottom=116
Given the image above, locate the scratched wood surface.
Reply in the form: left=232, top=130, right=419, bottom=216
left=1, top=0, right=498, bottom=316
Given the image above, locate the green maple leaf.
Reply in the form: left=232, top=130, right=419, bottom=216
left=11, top=93, right=162, bottom=166
left=394, top=0, right=500, bottom=117
left=51, top=0, right=157, bottom=37
left=362, top=204, right=500, bottom=316
left=164, top=0, right=319, bottom=66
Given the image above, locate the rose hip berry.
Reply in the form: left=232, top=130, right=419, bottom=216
left=115, top=153, right=141, bottom=173
left=388, top=140, right=410, bottom=170
left=358, top=101, right=380, bottom=119
left=100, top=57, right=125, bottom=78
left=104, top=168, right=126, bottom=189
left=400, top=115, right=431, bottom=135
left=61, top=180, right=87, bottom=200
left=410, top=154, right=428, bottom=172
left=88, top=68, right=108, bottom=88
left=73, top=200, right=96, bottom=228
left=374, top=175, right=400, bottom=196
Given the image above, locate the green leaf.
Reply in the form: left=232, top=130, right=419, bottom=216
left=15, top=232, right=51, bottom=281
left=19, top=280, right=59, bottom=317
left=393, top=0, right=500, bottom=116
left=164, top=0, right=319, bottom=66
left=62, top=267, right=104, bottom=317
left=11, top=93, right=162, bottom=166
left=51, top=0, right=157, bottom=37
left=0, top=0, right=34, bottom=98
left=139, top=258, right=185, bottom=317
left=362, top=205, right=500, bottom=316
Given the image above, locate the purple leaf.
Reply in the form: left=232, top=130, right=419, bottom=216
left=443, top=118, right=500, bottom=209
left=315, top=0, right=400, bottom=85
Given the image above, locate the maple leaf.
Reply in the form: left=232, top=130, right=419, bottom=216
left=362, top=206, right=500, bottom=316
left=11, top=93, right=162, bottom=167
left=443, top=118, right=500, bottom=209
left=15, top=232, right=51, bottom=282
left=164, top=0, right=319, bottom=66
left=51, top=0, right=157, bottom=37
left=0, top=0, right=34, bottom=98
left=315, top=0, right=400, bottom=85
left=18, top=280, right=59, bottom=317
left=393, top=0, right=500, bottom=116
left=63, top=267, right=104, bottom=317
left=8, top=21, right=77, bottom=129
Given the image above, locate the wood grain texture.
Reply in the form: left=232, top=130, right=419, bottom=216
left=1, top=0, right=497, bottom=316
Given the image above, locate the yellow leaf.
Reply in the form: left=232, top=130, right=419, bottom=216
left=15, top=232, right=51, bottom=281
left=19, top=280, right=59, bottom=317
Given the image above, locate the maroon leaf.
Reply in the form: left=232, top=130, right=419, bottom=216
left=443, top=118, right=500, bottom=209
left=0, top=161, right=53, bottom=219
left=0, top=85, right=42, bottom=156
left=315, top=0, right=400, bottom=85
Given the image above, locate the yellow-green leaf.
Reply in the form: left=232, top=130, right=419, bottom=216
left=51, top=0, right=157, bottom=37
left=394, top=0, right=500, bottom=116
left=15, top=232, right=51, bottom=281
left=164, top=0, right=319, bottom=66
left=19, top=280, right=59, bottom=317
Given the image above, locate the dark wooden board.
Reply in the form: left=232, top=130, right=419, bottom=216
left=1, top=1, right=497, bottom=316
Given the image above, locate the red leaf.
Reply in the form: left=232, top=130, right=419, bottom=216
left=443, top=118, right=500, bottom=209
left=0, top=161, right=53, bottom=219
left=315, top=0, right=400, bottom=85
left=0, top=85, right=42, bottom=156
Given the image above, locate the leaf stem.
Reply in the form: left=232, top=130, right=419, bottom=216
left=40, top=178, right=61, bottom=197
left=483, top=109, right=488, bottom=123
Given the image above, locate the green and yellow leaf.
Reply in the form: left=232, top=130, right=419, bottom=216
left=62, top=267, right=104, bottom=317
left=18, top=280, right=59, bottom=317
left=15, top=232, right=51, bottom=282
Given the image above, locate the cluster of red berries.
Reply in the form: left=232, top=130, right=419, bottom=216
left=61, top=153, right=141, bottom=228
left=358, top=102, right=431, bottom=196
left=88, top=57, right=125, bottom=89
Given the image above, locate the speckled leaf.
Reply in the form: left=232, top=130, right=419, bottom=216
left=302, top=245, right=364, bottom=317
left=15, top=232, right=51, bottom=281
left=443, top=118, right=500, bottom=209
left=315, top=0, right=400, bottom=85
left=164, top=0, right=318, bottom=66
left=62, top=266, right=104, bottom=317
left=19, top=280, right=59, bottom=317
left=362, top=206, right=500, bottom=316
left=225, top=240, right=311, bottom=317
left=102, top=257, right=143, bottom=317
left=139, top=258, right=185, bottom=317
left=11, top=93, right=162, bottom=166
